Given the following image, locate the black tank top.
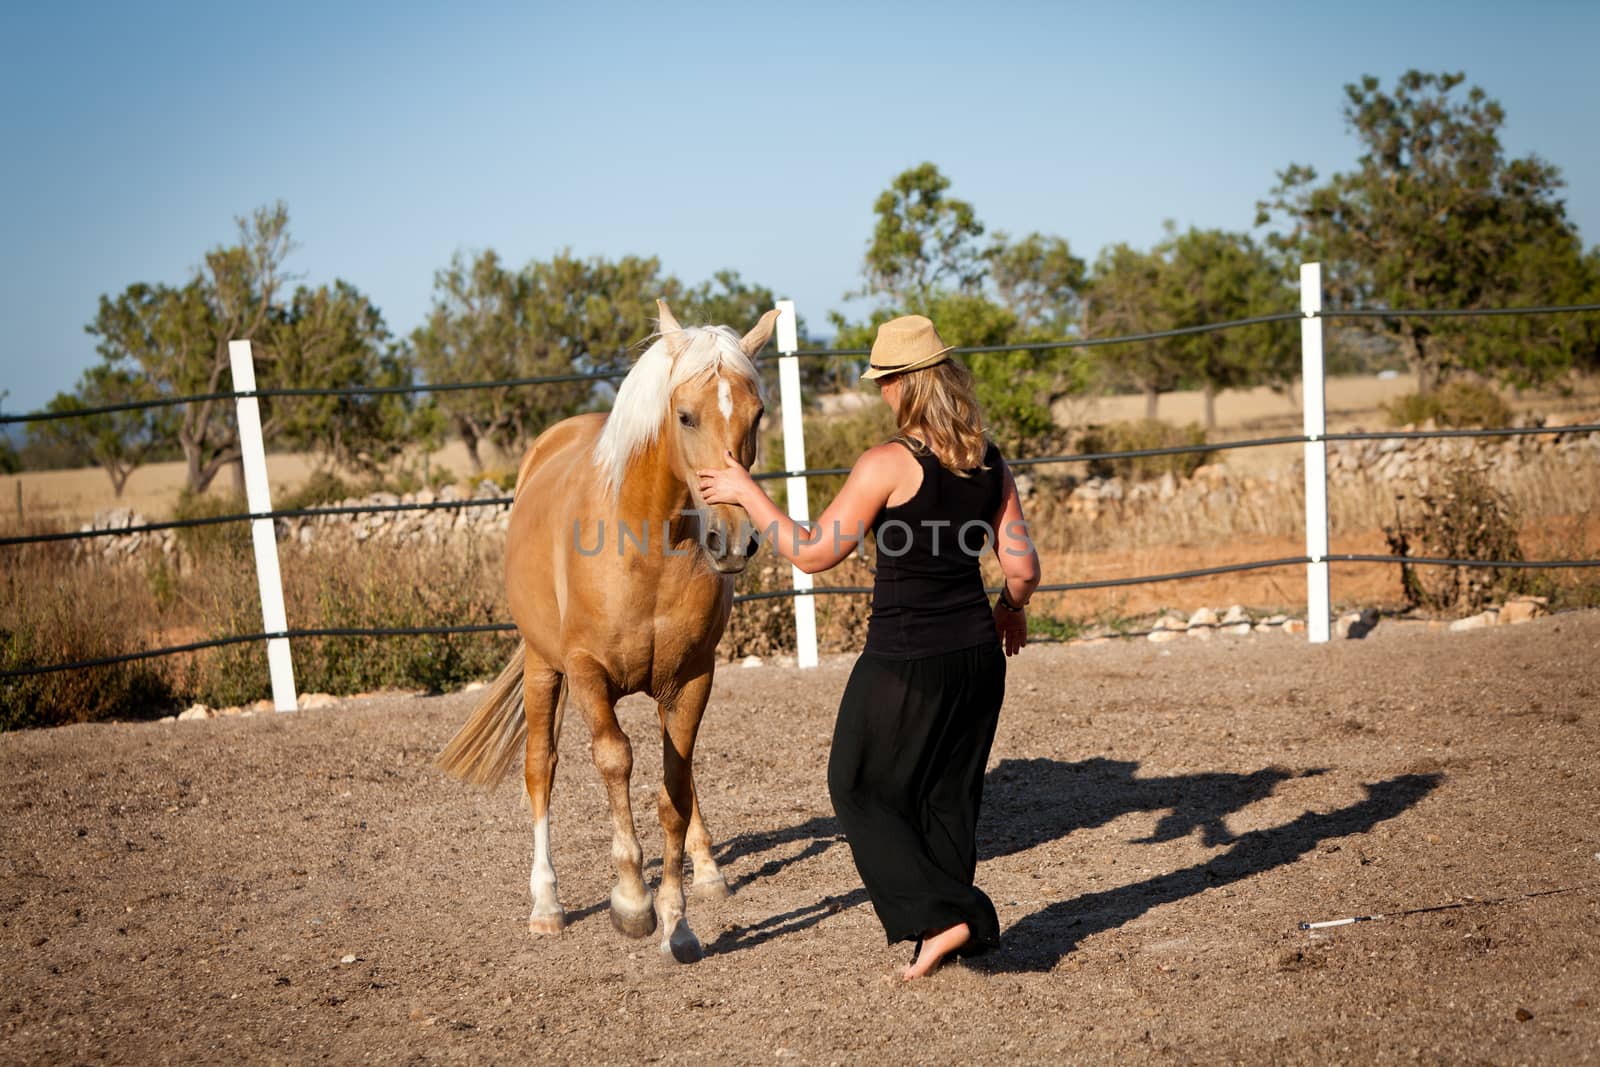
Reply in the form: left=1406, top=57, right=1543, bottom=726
left=863, top=437, right=1005, bottom=658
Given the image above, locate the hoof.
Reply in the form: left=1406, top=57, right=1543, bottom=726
left=610, top=898, right=657, bottom=939
left=691, top=875, right=731, bottom=901
left=662, top=927, right=704, bottom=964
left=528, top=911, right=566, bottom=937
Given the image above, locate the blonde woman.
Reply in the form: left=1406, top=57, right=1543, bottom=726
left=698, top=314, right=1041, bottom=979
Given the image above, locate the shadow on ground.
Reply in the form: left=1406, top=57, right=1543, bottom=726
left=701, top=755, right=1442, bottom=967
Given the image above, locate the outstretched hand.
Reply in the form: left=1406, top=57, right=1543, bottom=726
left=994, top=602, right=1027, bottom=656
left=696, top=450, right=756, bottom=507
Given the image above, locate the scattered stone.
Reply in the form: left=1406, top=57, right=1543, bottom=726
left=1187, top=607, right=1219, bottom=631
left=177, top=704, right=213, bottom=721
left=1221, top=605, right=1249, bottom=625
left=1514, top=1007, right=1534, bottom=1023
left=1449, top=611, right=1497, bottom=632
left=340, top=954, right=358, bottom=965
left=1282, top=619, right=1307, bottom=635
left=1499, top=598, right=1545, bottom=625
left=298, top=693, right=339, bottom=710
left=740, top=655, right=763, bottom=668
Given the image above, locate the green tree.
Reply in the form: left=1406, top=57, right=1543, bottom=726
left=27, top=366, right=172, bottom=496
left=412, top=249, right=670, bottom=474
left=1084, top=242, right=1183, bottom=418
left=1156, top=226, right=1296, bottom=429
left=987, top=231, right=1087, bottom=335
left=1257, top=70, right=1594, bottom=392
left=87, top=203, right=294, bottom=494
left=858, top=162, right=987, bottom=304
left=268, top=280, right=423, bottom=474
left=834, top=164, right=1087, bottom=445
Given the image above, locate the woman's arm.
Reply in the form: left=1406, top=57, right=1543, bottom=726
left=990, top=457, right=1041, bottom=656
left=697, top=444, right=901, bottom=574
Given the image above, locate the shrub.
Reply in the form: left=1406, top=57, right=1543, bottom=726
left=182, top=538, right=511, bottom=704
left=278, top=470, right=359, bottom=511
left=1384, top=380, right=1514, bottom=429
left=1076, top=420, right=1213, bottom=482
left=1384, top=455, right=1526, bottom=614
left=171, top=490, right=252, bottom=562
left=1, top=552, right=179, bottom=729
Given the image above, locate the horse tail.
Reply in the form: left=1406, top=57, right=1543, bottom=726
left=434, top=642, right=529, bottom=786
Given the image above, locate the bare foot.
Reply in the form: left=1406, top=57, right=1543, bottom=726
left=900, top=922, right=970, bottom=981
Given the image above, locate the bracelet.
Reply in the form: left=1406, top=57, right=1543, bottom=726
left=997, top=586, right=1024, bottom=612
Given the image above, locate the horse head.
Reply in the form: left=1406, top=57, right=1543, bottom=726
left=657, top=300, right=779, bottom=574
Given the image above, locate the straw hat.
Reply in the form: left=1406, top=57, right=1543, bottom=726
left=860, top=315, right=953, bottom=380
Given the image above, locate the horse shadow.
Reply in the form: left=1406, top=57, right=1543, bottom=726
left=700, top=755, right=1441, bottom=965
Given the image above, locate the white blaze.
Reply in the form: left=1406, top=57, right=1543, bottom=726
left=717, top=375, right=733, bottom=421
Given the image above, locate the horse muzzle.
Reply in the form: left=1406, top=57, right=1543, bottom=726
left=700, top=521, right=763, bottom=575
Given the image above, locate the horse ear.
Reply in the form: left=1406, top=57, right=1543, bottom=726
left=740, top=308, right=782, bottom=358
left=656, top=299, right=688, bottom=359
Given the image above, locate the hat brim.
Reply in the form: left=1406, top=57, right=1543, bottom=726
left=859, top=345, right=954, bottom=380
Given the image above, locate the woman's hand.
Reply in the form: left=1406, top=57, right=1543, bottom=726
left=994, top=601, right=1028, bottom=656
left=697, top=450, right=757, bottom=508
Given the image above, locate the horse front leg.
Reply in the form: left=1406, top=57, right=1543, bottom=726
left=569, top=654, right=655, bottom=939
left=655, top=669, right=722, bottom=963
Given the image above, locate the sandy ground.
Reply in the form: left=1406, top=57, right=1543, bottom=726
left=3, top=612, right=1598, bottom=1064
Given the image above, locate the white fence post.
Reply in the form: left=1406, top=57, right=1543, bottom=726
left=774, top=299, right=818, bottom=669
left=1300, top=264, right=1331, bottom=644
left=229, top=339, right=299, bottom=710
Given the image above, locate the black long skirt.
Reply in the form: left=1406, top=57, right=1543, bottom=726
left=826, top=641, right=1006, bottom=952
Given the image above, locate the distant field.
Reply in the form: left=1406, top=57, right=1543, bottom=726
left=5, top=373, right=1595, bottom=527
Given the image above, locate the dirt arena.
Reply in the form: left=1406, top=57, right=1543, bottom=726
left=3, top=613, right=1598, bottom=1064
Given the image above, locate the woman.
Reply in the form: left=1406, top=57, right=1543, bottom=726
left=698, top=313, right=1041, bottom=980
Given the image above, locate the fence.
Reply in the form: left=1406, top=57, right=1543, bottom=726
left=4, top=266, right=1600, bottom=708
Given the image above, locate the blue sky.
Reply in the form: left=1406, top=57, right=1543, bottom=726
left=2, top=0, right=1596, bottom=414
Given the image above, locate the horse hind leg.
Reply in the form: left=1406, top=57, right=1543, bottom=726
left=524, top=667, right=566, bottom=937
left=568, top=654, right=656, bottom=939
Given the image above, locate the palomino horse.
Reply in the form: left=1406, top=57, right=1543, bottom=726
left=436, top=300, right=778, bottom=963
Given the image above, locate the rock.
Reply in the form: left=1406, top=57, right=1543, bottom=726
left=740, top=655, right=763, bottom=668
left=1282, top=618, right=1307, bottom=635
left=1499, top=598, right=1545, bottom=625
left=1221, top=605, right=1249, bottom=625
left=1186, top=608, right=1218, bottom=637
left=1147, top=628, right=1182, bottom=643
left=1449, top=611, right=1497, bottom=632
left=1221, top=622, right=1253, bottom=637
left=251, top=698, right=276, bottom=714
left=177, top=704, right=213, bottom=721
left=1157, top=472, right=1177, bottom=501
left=1148, top=614, right=1186, bottom=643
left=298, top=692, right=339, bottom=710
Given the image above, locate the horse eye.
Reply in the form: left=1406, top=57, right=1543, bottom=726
left=678, top=411, right=696, bottom=428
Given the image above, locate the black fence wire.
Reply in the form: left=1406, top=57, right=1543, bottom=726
left=4, top=300, right=1598, bottom=680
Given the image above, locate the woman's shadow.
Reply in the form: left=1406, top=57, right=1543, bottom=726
left=702, top=757, right=1440, bottom=965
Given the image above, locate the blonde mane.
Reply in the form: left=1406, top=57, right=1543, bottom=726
left=593, top=325, right=763, bottom=496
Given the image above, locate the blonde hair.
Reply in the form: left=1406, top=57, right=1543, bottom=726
left=891, top=359, right=989, bottom=473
